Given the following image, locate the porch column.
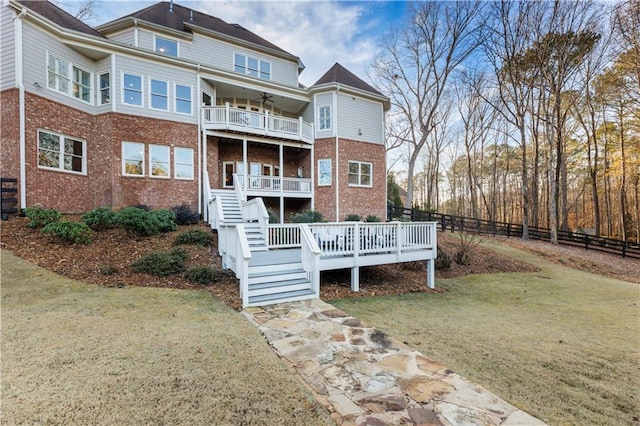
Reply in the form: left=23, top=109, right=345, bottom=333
left=351, top=267, right=360, bottom=292
left=279, top=144, right=284, bottom=223
left=310, top=145, right=315, bottom=210
left=243, top=136, right=247, bottom=192
left=426, top=258, right=435, bottom=289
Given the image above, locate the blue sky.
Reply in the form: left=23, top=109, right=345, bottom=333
left=58, top=0, right=408, bottom=86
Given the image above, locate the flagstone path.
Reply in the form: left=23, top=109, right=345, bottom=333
left=244, top=299, right=545, bottom=426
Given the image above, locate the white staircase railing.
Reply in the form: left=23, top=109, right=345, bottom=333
left=267, top=224, right=301, bottom=248
left=300, top=224, right=321, bottom=297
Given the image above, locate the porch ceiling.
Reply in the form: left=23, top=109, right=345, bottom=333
left=209, top=80, right=309, bottom=116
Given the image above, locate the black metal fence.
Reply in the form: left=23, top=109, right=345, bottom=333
left=387, top=205, right=640, bottom=259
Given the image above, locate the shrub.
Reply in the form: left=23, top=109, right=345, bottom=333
left=99, top=264, right=118, bottom=275
left=24, top=206, right=61, bottom=228
left=365, top=215, right=382, bottom=223
left=133, top=204, right=151, bottom=211
left=453, top=232, right=481, bottom=266
left=290, top=210, right=323, bottom=223
left=171, top=204, right=200, bottom=225
left=184, top=266, right=218, bottom=286
left=115, top=207, right=161, bottom=236
left=81, top=207, right=116, bottom=230
left=151, top=209, right=177, bottom=232
left=402, top=261, right=424, bottom=271
left=267, top=208, right=279, bottom=224
left=435, top=250, right=452, bottom=271
left=132, top=247, right=187, bottom=276
left=344, top=214, right=362, bottom=221
left=174, top=229, right=214, bottom=247
left=42, top=221, right=93, bottom=244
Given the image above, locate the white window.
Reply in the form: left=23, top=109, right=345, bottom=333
left=174, top=147, right=194, bottom=180
left=123, top=73, right=143, bottom=106
left=175, top=83, right=192, bottom=114
left=149, top=144, right=170, bottom=178
left=98, top=71, right=110, bottom=104
left=47, top=54, right=70, bottom=94
left=150, top=78, right=168, bottom=111
left=47, top=53, right=92, bottom=103
left=319, top=106, right=331, bottom=130
left=37, top=130, right=86, bottom=174
left=348, top=161, right=372, bottom=187
left=318, top=158, right=332, bottom=186
left=154, top=35, right=178, bottom=57
left=122, top=142, right=145, bottom=176
left=234, top=53, right=271, bottom=80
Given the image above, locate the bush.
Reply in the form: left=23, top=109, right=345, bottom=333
left=365, top=215, right=382, bottom=223
left=132, top=247, right=187, bottom=276
left=344, top=214, right=362, bottom=221
left=171, top=204, right=200, bottom=225
left=402, top=261, right=424, bottom=271
left=42, top=221, right=93, bottom=244
left=435, top=250, right=452, bottom=271
left=99, top=263, right=118, bottom=275
left=174, top=229, right=214, bottom=247
left=290, top=210, right=323, bottom=223
left=115, top=207, right=161, bottom=236
left=81, top=207, right=116, bottom=230
left=133, top=204, right=151, bottom=211
left=267, top=208, right=279, bottom=224
left=453, top=232, right=481, bottom=266
left=184, top=266, right=218, bottom=286
left=151, top=209, right=177, bottom=232
left=24, top=206, right=61, bottom=228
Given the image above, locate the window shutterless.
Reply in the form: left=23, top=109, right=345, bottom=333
left=37, top=130, right=86, bottom=174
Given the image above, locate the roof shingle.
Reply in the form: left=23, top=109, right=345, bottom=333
left=17, top=0, right=105, bottom=38
left=313, top=63, right=382, bottom=96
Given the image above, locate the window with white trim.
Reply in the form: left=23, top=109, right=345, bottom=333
left=348, top=161, right=372, bottom=187
left=154, top=35, right=178, bottom=57
left=122, top=142, right=145, bottom=176
left=123, top=73, right=143, bottom=106
left=319, top=106, right=331, bottom=130
left=149, top=144, right=170, bottom=178
left=150, top=78, right=168, bottom=110
left=234, top=53, right=271, bottom=80
left=47, top=53, right=92, bottom=103
left=174, top=147, right=194, bottom=180
left=175, top=83, right=192, bottom=114
left=37, top=130, right=86, bottom=174
left=98, top=71, right=110, bottom=104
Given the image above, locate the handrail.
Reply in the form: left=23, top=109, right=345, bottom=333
left=233, top=173, right=246, bottom=202
left=300, top=224, right=321, bottom=297
left=203, top=171, right=211, bottom=223
left=243, top=197, right=269, bottom=239
left=234, top=224, right=252, bottom=307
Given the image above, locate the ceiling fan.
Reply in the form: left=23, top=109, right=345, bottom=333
left=254, top=92, right=273, bottom=104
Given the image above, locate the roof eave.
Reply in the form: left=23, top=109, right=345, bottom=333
left=96, top=17, right=194, bottom=41
left=310, top=83, right=390, bottom=110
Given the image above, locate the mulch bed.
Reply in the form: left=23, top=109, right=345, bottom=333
left=0, top=215, right=539, bottom=311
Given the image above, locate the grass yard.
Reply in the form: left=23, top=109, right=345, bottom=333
left=1, top=250, right=332, bottom=425
left=332, top=241, right=640, bottom=425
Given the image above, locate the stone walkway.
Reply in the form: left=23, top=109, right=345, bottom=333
left=243, top=299, right=545, bottom=426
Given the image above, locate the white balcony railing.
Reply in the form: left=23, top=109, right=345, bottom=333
left=202, top=104, right=313, bottom=144
left=234, top=173, right=312, bottom=195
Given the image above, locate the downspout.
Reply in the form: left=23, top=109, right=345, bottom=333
left=196, top=64, right=202, bottom=215
left=14, top=6, right=27, bottom=209
left=133, top=18, right=138, bottom=47
left=334, top=85, right=340, bottom=221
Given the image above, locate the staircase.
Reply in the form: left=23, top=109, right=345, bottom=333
left=208, top=189, right=318, bottom=307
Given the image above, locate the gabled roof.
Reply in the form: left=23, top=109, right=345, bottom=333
left=100, top=1, right=293, bottom=58
left=17, top=0, right=105, bottom=38
left=313, top=63, right=383, bottom=97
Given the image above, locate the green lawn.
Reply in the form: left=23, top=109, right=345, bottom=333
left=1, top=250, right=332, bottom=425
left=333, top=242, right=640, bottom=425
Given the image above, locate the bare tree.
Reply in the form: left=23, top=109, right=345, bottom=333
left=53, top=0, right=98, bottom=23
left=370, top=1, right=485, bottom=209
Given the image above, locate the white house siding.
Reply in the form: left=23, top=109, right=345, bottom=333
left=95, top=56, right=112, bottom=114
left=22, top=22, right=97, bottom=115
left=337, top=93, right=384, bottom=145
left=300, top=103, right=313, bottom=127
left=105, top=28, right=136, bottom=46
left=314, top=92, right=334, bottom=139
left=114, top=54, right=198, bottom=124
left=0, top=5, right=16, bottom=90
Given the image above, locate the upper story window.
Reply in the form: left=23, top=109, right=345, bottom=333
left=98, top=72, right=110, bottom=104
left=319, top=106, right=331, bottom=130
left=123, top=73, right=143, bottom=106
left=348, top=161, right=372, bottom=187
left=47, top=53, right=92, bottom=104
left=122, top=141, right=145, bottom=176
left=150, top=78, right=169, bottom=111
left=37, top=130, right=86, bottom=174
left=154, top=35, right=178, bottom=57
left=175, top=83, right=192, bottom=115
left=234, top=53, right=271, bottom=80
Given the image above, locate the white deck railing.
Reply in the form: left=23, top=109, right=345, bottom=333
left=235, top=173, right=312, bottom=195
left=267, top=224, right=301, bottom=249
left=300, top=224, right=321, bottom=296
left=202, top=104, right=313, bottom=143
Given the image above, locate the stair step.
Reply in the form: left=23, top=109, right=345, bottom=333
left=249, top=266, right=304, bottom=280
left=249, top=262, right=303, bottom=274
left=248, top=272, right=307, bottom=287
left=248, top=278, right=311, bottom=295
left=248, top=288, right=316, bottom=306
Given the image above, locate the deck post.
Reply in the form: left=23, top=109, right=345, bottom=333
left=426, top=258, right=435, bottom=289
left=351, top=267, right=360, bottom=292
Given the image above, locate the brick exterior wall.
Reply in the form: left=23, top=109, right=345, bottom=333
left=1, top=92, right=199, bottom=213
left=313, top=137, right=386, bottom=221
left=0, top=89, right=21, bottom=199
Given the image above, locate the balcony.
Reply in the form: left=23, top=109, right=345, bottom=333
left=202, top=104, right=313, bottom=144
left=236, top=174, right=312, bottom=197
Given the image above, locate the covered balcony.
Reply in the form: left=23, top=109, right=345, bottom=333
left=202, top=104, right=313, bottom=144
